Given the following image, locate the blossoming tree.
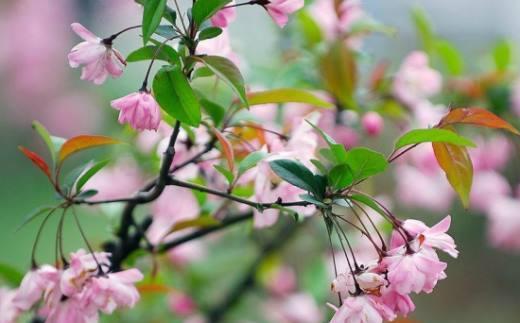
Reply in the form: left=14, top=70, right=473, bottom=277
left=2, top=0, right=519, bottom=322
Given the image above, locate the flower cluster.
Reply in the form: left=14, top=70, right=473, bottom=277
left=328, top=216, right=457, bottom=322
left=9, top=249, right=142, bottom=323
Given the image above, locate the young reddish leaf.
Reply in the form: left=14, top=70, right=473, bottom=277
left=18, top=146, right=52, bottom=180
left=432, top=141, right=473, bottom=208
left=439, top=107, right=520, bottom=135
left=211, top=128, right=235, bottom=173
left=58, top=135, right=121, bottom=165
left=137, top=283, right=172, bottom=294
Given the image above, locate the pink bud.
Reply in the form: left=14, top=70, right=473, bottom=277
left=111, top=91, right=162, bottom=131
left=168, top=292, right=196, bottom=316
left=361, top=112, right=384, bottom=137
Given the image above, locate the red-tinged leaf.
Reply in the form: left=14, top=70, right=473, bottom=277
left=433, top=141, right=473, bottom=208
left=211, top=128, right=235, bottom=172
left=18, top=146, right=52, bottom=180
left=137, top=283, right=172, bottom=294
left=439, top=107, right=520, bottom=135
left=58, top=135, right=121, bottom=165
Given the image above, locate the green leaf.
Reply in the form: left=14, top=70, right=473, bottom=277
left=348, top=194, right=388, bottom=219
left=269, top=159, right=319, bottom=194
left=412, top=7, right=435, bottom=53
left=328, top=164, right=354, bottom=190
left=127, top=45, right=180, bottom=65
left=214, top=164, right=234, bottom=185
left=0, top=263, right=24, bottom=286
left=153, top=65, right=201, bottom=126
left=296, top=11, right=323, bottom=48
left=199, top=98, right=226, bottom=126
left=493, top=39, right=513, bottom=72
left=199, top=27, right=223, bottom=40
left=319, top=41, right=357, bottom=109
left=16, top=206, right=55, bottom=232
left=32, top=121, right=56, bottom=164
left=395, top=128, right=476, bottom=150
left=192, top=0, right=231, bottom=26
left=75, top=160, right=110, bottom=192
left=344, top=147, right=388, bottom=181
left=246, top=88, right=333, bottom=109
left=193, top=66, right=215, bottom=79
left=305, top=120, right=336, bottom=145
left=434, top=39, right=464, bottom=75
left=310, top=159, right=327, bottom=175
left=77, top=189, right=99, bottom=199
left=155, top=25, right=177, bottom=39
left=142, top=0, right=167, bottom=44
left=238, top=151, right=267, bottom=176
left=194, top=55, right=248, bottom=107
left=299, top=194, right=327, bottom=208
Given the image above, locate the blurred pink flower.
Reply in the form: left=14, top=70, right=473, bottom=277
left=68, top=23, right=126, bottom=85
left=332, top=271, right=386, bottom=295
left=60, top=249, right=111, bottom=297
left=379, top=287, right=415, bottom=318
left=265, top=293, right=322, bottom=323
left=361, top=112, right=384, bottom=137
left=147, top=186, right=200, bottom=245
left=111, top=91, right=162, bottom=131
left=393, top=51, right=442, bottom=108
left=263, top=0, right=304, bottom=28
left=197, top=30, right=240, bottom=65
left=469, top=136, right=512, bottom=171
left=470, top=171, right=511, bottom=213
left=13, top=265, right=59, bottom=311
left=0, top=288, right=20, bottom=323
left=412, top=101, right=447, bottom=128
left=265, top=266, right=297, bottom=296
left=211, top=1, right=236, bottom=28
left=45, top=298, right=98, bottom=323
left=168, top=292, right=197, bottom=316
left=487, top=197, right=520, bottom=250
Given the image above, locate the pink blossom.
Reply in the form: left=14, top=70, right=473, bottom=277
left=361, top=112, right=384, bottom=137
left=60, top=249, right=111, bottom=297
left=111, top=91, right=162, bottom=131
left=487, top=197, right=520, bottom=250
left=265, top=266, right=297, bottom=296
left=470, top=171, right=511, bottom=213
left=211, top=1, right=236, bottom=28
left=0, top=288, right=20, bottom=323
left=382, top=245, right=447, bottom=295
left=332, top=271, right=386, bottom=296
left=379, top=287, right=415, bottom=318
left=147, top=186, right=201, bottom=245
left=197, top=30, right=240, bottom=65
left=263, top=0, right=304, bottom=28
left=13, top=265, right=59, bottom=311
left=83, top=269, right=143, bottom=314
left=45, top=298, right=99, bottom=323
left=168, top=292, right=197, bottom=316
left=392, top=51, right=442, bottom=108
left=469, top=136, right=512, bottom=171
left=328, top=296, right=384, bottom=323
left=412, top=101, right=447, bottom=128
left=68, top=23, right=126, bottom=85
left=265, top=293, right=322, bottom=323
left=391, top=216, right=458, bottom=258
left=310, top=0, right=364, bottom=43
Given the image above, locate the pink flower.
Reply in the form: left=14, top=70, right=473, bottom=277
left=111, top=91, right=162, bottom=131
left=469, top=136, right=512, bottom=171
left=197, top=30, right=240, bottom=65
left=265, top=293, right=322, bottom=323
left=332, top=271, right=386, bottom=296
left=470, top=171, right=511, bottom=213
left=392, top=51, right=442, bottom=108
left=68, top=23, right=126, bottom=85
left=83, top=269, right=143, bottom=314
left=379, top=287, right=415, bottom=318
left=168, top=292, right=197, bottom=316
left=328, top=296, right=384, bottom=323
left=0, top=288, right=20, bottom=323
left=361, top=112, right=384, bottom=137
left=45, top=298, right=99, bottom=323
left=60, top=249, right=111, bottom=297
left=263, top=0, right=304, bottom=28
left=13, top=265, right=59, bottom=311
left=211, top=1, right=236, bottom=28
left=382, top=245, right=447, bottom=295
left=487, top=197, right=520, bottom=250
left=391, top=216, right=459, bottom=258
left=265, top=266, right=297, bottom=296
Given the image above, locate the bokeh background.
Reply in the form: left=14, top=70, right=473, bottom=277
left=0, top=0, right=519, bottom=322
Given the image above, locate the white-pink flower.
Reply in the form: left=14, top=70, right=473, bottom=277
left=382, top=245, right=447, bottom=295
left=0, top=288, right=20, bottom=323
left=470, top=171, right=511, bottom=213
left=392, top=51, right=442, bottom=108
left=379, top=286, right=415, bottom=318
left=262, top=0, right=304, bottom=28
left=328, top=296, right=384, bottom=323
left=331, top=271, right=386, bottom=296
left=68, top=23, right=126, bottom=85
left=13, top=265, right=59, bottom=311
left=211, top=1, right=236, bottom=28
left=60, top=249, right=111, bottom=297
left=111, top=91, right=162, bottom=131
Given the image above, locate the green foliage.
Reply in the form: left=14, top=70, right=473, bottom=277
left=269, top=159, right=323, bottom=197
left=343, top=147, right=388, bottom=181
left=246, top=88, right=333, bottom=108
left=153, top=65, right=202, bottom=126
left=0, top=263, right=24, bottom=286
left=75, top=160, right=110, bottom=192
left=493, top=39, right=514, bottom=72
left=192, top=0, right=231, bottom=26
left=238, top=151, right=268, bottom=176
left=127, top=45, right=180, bottom=65
left=395, top=128, right=476, bottom=150
left=328, top=164, right=354, bottom=190
left=199, top=27, right=223, bottom=40
left=142, top=0, right=167, bottom=44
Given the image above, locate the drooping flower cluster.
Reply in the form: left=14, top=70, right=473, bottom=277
left=328, top=216, right=457, bottom=322
left=11, top=249, right=143, bottom=323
